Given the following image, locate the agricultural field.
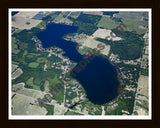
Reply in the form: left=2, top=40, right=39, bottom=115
left=12, top=65, right=23, bottom=80
left=53, top=12, right=73, bottom=25
left=133, top=75, right=149, bottom=115
left=92, top=28, right=122, bottom=41
left=12, top=11, right=42, bottom=29
left=83, top=36, right=111, bottom=56
left=137, top=75, right=149, bottom=97
left=12, top=93, right=47, bottom=115
left=12, top=64, right=18, bottom=72
left=69, top=12, right=81, bottom=19
left=122, top=19, right=148, bottom=34
left=115, top=12, right=148, bottom=21
left=97, top=16, right=120, bottom=29
left=64, top=110, right=83, bottom=115
left=83, top=11, right=103, bottom=16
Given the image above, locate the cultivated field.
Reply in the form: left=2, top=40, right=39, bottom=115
left=97, top=16, right=120, bottom=29
left=83, top=36, right=111, bottom=56
left=17, top=87, right=47, bottom=99
left=92, top=28, right=122, bottom=41
left=12, top=94, right=47, bottom=115
left=12, top=11, right=42, bottom=30
left=79, top=28, right=125, bottom=56
left=12, top=67, right=23, bottom=80
left=53, top=12, right=73, bottom=24
left=137, top=75, right=149, bottom=97
left=133, top=75, right=149, bottom=115
left=12, top=82, right=25, bottom=91
left=83, top=11, right=103, bottom=16
left=12, top=64, right=18, bottom=72
left=12, top=82, right=48, bottom=115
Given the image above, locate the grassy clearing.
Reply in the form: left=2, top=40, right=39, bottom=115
left=48, top=75, right=64, bottom=104
left=12, top=61, right=19, bottom=65
left=12, top=38, right=20, bottom=54
left=14, top=29, right=22, bottom=34
left=44, top=104, right=54, bottom=115
left=26, top=77, right=35, bottom=88
left=28, top=62, right=39, bottom=68
left=122, top=19, right=148, bottom=34
left=53, top=12, right=69, bottom=22
left=22, top=50, right=28, bottom=58
left=97, top=16, right=120, bottom=29
left=69, top=12, right=81, bottom=19
left=12, top=94, right=47, bottom=115
left=76, top=13, right=101, bottom=25
left=116, top=12, right=148, bottom=21
left=36, top=57, right=47, bottom=63
left=64, top=111, right=83, bottom=115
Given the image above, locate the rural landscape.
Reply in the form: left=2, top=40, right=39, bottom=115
left=11, top=10, right=150, bottom=116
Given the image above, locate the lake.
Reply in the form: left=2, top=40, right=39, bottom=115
left=37, top=23, right=120, bottom=105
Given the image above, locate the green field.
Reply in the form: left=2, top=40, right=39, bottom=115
left=64, top=111, right=83, bottom=115
left=37, top=57, right=47, bottom=63
left=28, top=62, right=39, bottom=68
left=12, top=61, right=19, bottom=65
left=14, top=29, right=22, bottom=34
left=122, top=19, right=148, bottom=34
left=97, top=16, right=120, bottom=29
left=26, top=77, right=35, bottom=88
left=44, top=104, right=54, bottom=115
left=48, top=75, right=64, bottom=104
left=12, top=38, right=20, bottom=54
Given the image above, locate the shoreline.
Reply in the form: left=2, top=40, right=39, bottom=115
left=36, top=21, right=123, bottom=106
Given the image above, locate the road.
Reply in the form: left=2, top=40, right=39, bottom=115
left=132, top=29, right=149, bottom=115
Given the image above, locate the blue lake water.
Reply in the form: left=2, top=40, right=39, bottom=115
left=37, top=23, right=120, bottom=105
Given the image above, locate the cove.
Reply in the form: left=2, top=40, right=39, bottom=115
left=36, top=23, right=120, bottom=105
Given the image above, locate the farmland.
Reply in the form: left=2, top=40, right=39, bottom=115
left=133, top=75, right=149, bottom=115
left=97, top=16, right=120, bottom=29
left=12, top=11, right=42, bottom=30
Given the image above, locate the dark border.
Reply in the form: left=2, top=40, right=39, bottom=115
left=0, top=0, right=160, bottom=128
